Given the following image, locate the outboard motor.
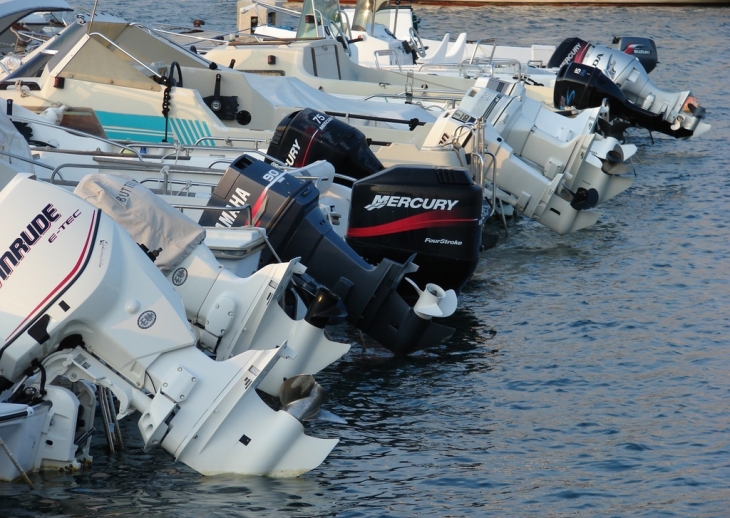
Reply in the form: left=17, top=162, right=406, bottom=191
left=347, top=165, right=484, bottom=293
left=0, top=175, right=338, bottom=477
left=198, top=156, right=456, bottom=356
left=554, top=62, right=709, bottom=139
left=611, top=36, right=659, bottom=73
left=266, top=108, right=485, bottom=292
left=267, top=108, right=384, bottom=183
left=549, top=40, right=709, bottom=138
left=549, top=37, right=658, bottom=74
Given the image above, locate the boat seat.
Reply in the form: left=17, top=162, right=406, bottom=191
left=444, top=33, right=467, bottom=63
left=419, top=33, right=451, bottom=64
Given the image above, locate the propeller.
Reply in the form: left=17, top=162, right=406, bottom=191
left=279, top=374, right=328, bottom=423
left=405, top=278, right=458, bottom=319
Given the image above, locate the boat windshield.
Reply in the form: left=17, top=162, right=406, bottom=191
left=296, top=0, right=344, bottom=39
left=5, top=22, right=85, bottom=80
left=351, top=0, right=390, bottom=33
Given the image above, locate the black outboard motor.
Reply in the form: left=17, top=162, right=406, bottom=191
left=266, top=108, right=485, bottom=292
left=548, top=37, right=658, bottom=74
left=554, top=62, right=702, bottom=139
left=198, top=155, right=455, bottom=355
left=547, top=37, right=592, bottom=70
left=267, top=108, right=384, bottom=183
left=348, top=166, right=484, bottom=294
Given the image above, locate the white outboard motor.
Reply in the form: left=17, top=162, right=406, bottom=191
left=0, top=175, right=338, bottom=477
left=548, top=38, right=709, bottom=138
left=72, top=173, right=350, bottom=397
left=462, top=79, right=635, bottom=206
left=423, top=112, right=599, bottom=235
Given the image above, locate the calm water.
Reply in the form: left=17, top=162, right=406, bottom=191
left=2, top=2, right=729, bottom=516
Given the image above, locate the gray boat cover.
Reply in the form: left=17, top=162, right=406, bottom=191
left=244, top=73, right=438, bottom=128
left=74, top=173, right=205, bottom=273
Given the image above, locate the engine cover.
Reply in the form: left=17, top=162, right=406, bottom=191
left=348, top=165, right=484, bottom=293
left=267, top=108, right=384, bottom=182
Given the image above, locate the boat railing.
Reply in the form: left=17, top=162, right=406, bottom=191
left=373, top=49, right=402, bottom=71
left=466, top=37, right=497, bottom=65
left=0, top=150, right=55, bottom=171
left=7, top=115, right=145, bottom=160
left=193, top=136, right=269, bottom=149
left=360, top=92, right=460, bottom=110
left=417, top=58, right=523, bottom=80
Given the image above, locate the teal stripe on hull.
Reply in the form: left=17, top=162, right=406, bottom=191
left=96, top=111, right=212, bottom=146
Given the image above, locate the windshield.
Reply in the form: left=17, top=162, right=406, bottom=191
left=296, top=0, right=344, bottom=39
left=352, top=0, right=391, bottom=33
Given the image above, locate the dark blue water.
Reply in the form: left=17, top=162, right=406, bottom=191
left=2, top=2, right=729, bottom=516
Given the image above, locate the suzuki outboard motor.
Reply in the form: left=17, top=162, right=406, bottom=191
left=611, top=36, right=659, bottom=74
left=554, top=62, right=709, bottom=139
left=549, top=40, right=709, bottom=138
left=267, top=108, right=384, bottom=183
left=198, top=156, right=456, bottom=355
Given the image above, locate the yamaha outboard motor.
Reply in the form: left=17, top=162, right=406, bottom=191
left=554, top=62, right=708, bottom=139
left=267, top=108, right=384, bottom=183
left=198, top=155, right=455, bottom=355
left=549, top=37, right=658, bottom=74
left=347, top=165, right=484, bottom=293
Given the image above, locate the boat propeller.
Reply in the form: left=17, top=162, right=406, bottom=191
left=405, top=278, right=458, bottom=320
left=279, top=374, right=328, bottom=422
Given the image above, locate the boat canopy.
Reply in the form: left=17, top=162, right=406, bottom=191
left=7, top=20, right=210, bottom=91
left=0, top=0, right=71, bottom=36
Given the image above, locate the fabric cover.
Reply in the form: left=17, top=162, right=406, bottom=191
left=74, top=173, right=205, bottom=273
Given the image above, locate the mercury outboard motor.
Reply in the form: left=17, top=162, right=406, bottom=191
left=554, top=62, right=708, bottom=139
left=267, top=108, right=384, bottom=183
left=198, top=156, right=455, bottom=355
left=266, top=108, right=484, bottom=292
left=549, top=37, right=658, bottom=74
left=347, top=165, right=484, bottom=293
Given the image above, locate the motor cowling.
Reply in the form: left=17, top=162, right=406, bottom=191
left=612, top=36, right=658, bottom=73
left=548, top=36, right=658, bottom=74
left=198, top=156, right=455, bottom=355
left=553, top=62, right=703, bottom=139
left=267, top=108, right=384, bottom=182
left=347, top=165, right=484, bottom=294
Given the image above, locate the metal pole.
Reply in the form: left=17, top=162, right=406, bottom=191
left=0, top=438, right=33, bottom=489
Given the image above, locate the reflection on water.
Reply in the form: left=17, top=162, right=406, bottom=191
left=3, top=1, right=730, bottom=516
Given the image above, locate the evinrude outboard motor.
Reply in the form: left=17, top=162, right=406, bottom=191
left=549, top=37, right=658, bottom=74
left=267, top=108, right=384, bottom=183
left=549, top=40, right=709, bottom=138
left=554, top=62, right=709, bottom=139
left=0, top=175, right=338, bottom=477
left=199, top=156, right=457, bottom=355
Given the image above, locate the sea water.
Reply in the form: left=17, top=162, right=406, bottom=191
left=1, top=2, right=728, bottom=516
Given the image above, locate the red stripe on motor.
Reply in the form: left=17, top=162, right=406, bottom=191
left=347, top=212, right=475, bottom=238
